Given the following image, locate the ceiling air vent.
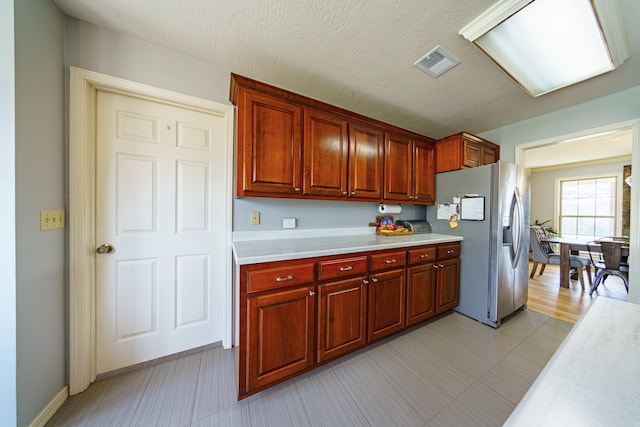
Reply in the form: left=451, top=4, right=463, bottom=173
left=414, top=45, right=460, bottom=77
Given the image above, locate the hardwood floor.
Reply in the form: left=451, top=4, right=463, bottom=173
left=47, top=310, right=572, bottom=427
left=526, top=261, right=629, bottom=324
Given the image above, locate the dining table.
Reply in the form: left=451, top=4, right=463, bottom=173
left=543, top=236, right=630, bottom=288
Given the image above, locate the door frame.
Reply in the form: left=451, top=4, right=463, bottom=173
left=515, top=118, right=640, bottom=304
left=68, top=67, right=234, bottom=395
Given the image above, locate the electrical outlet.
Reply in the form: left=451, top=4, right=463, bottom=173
left=251, top=211, right=260, bottom=225
left=41, top=210, right=65, bottom=231
left=282, top=217, right=296, bottom=229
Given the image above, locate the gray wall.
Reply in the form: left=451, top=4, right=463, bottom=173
left=234, top=197, right=425, bottom=231
left=479, top=85, right=640, bottom=162
left=1, top=1, right=16, bottom=424
left=530, top=160, right=630, bottom=232
left=15, top=0, right=66, bottom=425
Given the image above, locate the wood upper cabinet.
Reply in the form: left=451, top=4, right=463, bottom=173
left=231, top=73, right=433, bottom=204
left=435, top=132, right=500, bottom=173
left=303, top=108, right=349, bottom=197
left=348, top=121, right=384, bottom=199
left=235, top=87, right=302, bottom=196
left=303, top=110, right=383, bottom=200
left=384, top=133, right=435, bottom=204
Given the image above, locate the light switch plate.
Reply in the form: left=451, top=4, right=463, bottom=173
left=282, top=217, right=296, bottom=229
left=41, top=210, right=65, bottom=230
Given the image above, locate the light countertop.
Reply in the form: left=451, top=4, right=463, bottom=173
left=505, top=296, right=640, bottom=426
left=232, top=230, right=462, bottom=265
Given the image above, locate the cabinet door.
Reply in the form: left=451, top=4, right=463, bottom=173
left=303, top=109, right=349, bottom=197
left=317, top=277, right=367, bottom=362
left=435, top=258, right=460, bottom=314
left=412, top=140, right=435, bottom=204
left=246, top=286, right=315, bottom=391
left=384, top=133, right=412, bottom=202
left=406, top=264, right=436, bottom=326
left=482, top=147, right=497, bottom=165
left=349, top=121, right=384, bottom=199
left=462, top=138, right=481, bottom=168
left=367, top=268, right=405, bottom=342
left=236, top=89, right=302, bottom=196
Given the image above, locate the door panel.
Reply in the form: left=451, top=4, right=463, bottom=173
left=96, top=91, right=226, bottom=374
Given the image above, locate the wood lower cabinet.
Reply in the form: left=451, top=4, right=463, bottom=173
left=236, top=241, right=459, bottom=399
left=317, top=276, right=367, bottom=362
left=246, top=285, right=315, bottom=392
left=435, top=132, right=500, bottom=173
left=367, top=268, right=406, bottom=342
left=435, top=242, right=461, bottom=314
left=406, top=263, right=436, bottom=326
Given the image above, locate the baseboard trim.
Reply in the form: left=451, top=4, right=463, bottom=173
left=29, top=385, right=68, bottom=427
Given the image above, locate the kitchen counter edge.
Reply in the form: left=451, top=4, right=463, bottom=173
left=232, top=232, right=463, bottom=265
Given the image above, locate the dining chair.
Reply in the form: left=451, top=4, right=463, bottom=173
left=586, top=238, right=629, bottom=295
left=529, top=226, right=593, bottom=290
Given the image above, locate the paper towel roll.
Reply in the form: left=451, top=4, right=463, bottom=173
left=378, top=203, right=402, bottom=214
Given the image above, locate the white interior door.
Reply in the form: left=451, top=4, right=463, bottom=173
left=95, top=90, right=227, bottom=374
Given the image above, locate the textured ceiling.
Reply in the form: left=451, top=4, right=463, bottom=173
left=54, top=0, right=640, bottom=143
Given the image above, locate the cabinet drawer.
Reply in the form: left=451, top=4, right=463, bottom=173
left=318, top=256, right=368, bottom=280
left=370, top=250, right=406, bottom=272
left=247, top=263, right=315, bottom=293
left=408, top=247, right=437, bottom=265
left=437, top=243, right=460, bottom=260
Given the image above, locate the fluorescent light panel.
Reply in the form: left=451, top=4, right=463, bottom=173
left=460, top=0, right=629, bottom=97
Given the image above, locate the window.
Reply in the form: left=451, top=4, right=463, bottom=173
left=558, top=175, right=617, bottom=240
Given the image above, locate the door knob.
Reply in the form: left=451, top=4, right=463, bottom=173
left=96, top=243, right=115, bottom=254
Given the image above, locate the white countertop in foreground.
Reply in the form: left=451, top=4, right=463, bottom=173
left=505, top=296, right=640, bottom=426
left=232, top=231, right=462, bottom=265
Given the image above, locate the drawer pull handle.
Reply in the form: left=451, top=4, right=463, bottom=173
left=439, top=264, right=445, bottom=268
left=276, top=275, right=294, bottom=282
left=420, top=254, right=428, bottom=259
left=309, top=291, right=315, bottom=296
left=371, top=277, right=379, bottom=282
left=362, top=279, right=369, bottom=285
left=339, top=266, right=353, bottom=271
left=433, top=264, right=439, bottom=269
left=385, top=259, right=397, bottom=264
left=448, top=249, right=454, bottom=254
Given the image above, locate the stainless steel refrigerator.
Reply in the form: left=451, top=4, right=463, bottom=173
left=426, top=161, right=530, bottom=327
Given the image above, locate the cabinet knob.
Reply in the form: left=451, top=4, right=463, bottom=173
left=295, top=188, right=301, bottom=192
left=309, top=291, right=315, bottom=296
left=433, top=264, right=439, bottom=269
left=350, top=191, right=356, bottom=195
left=371, top=276, right=378, bottom=283
left=362, top=279, right=369, bottom=285
left=439, top=264, right=445, bottom=268
left=276, top=275, right=294, bottom=282
left=342, top=191, right=348, bottom=195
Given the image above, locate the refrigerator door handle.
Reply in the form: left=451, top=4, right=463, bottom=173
left=511, top=187, right=525, bottom=269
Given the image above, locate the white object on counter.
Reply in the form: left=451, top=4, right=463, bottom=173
left=378, top=203, right=402, bottom=214
left=505, top=296, right=640, bottom=426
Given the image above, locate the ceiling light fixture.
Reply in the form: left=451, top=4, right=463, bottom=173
left=459, top=0, right=630, bottom=97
